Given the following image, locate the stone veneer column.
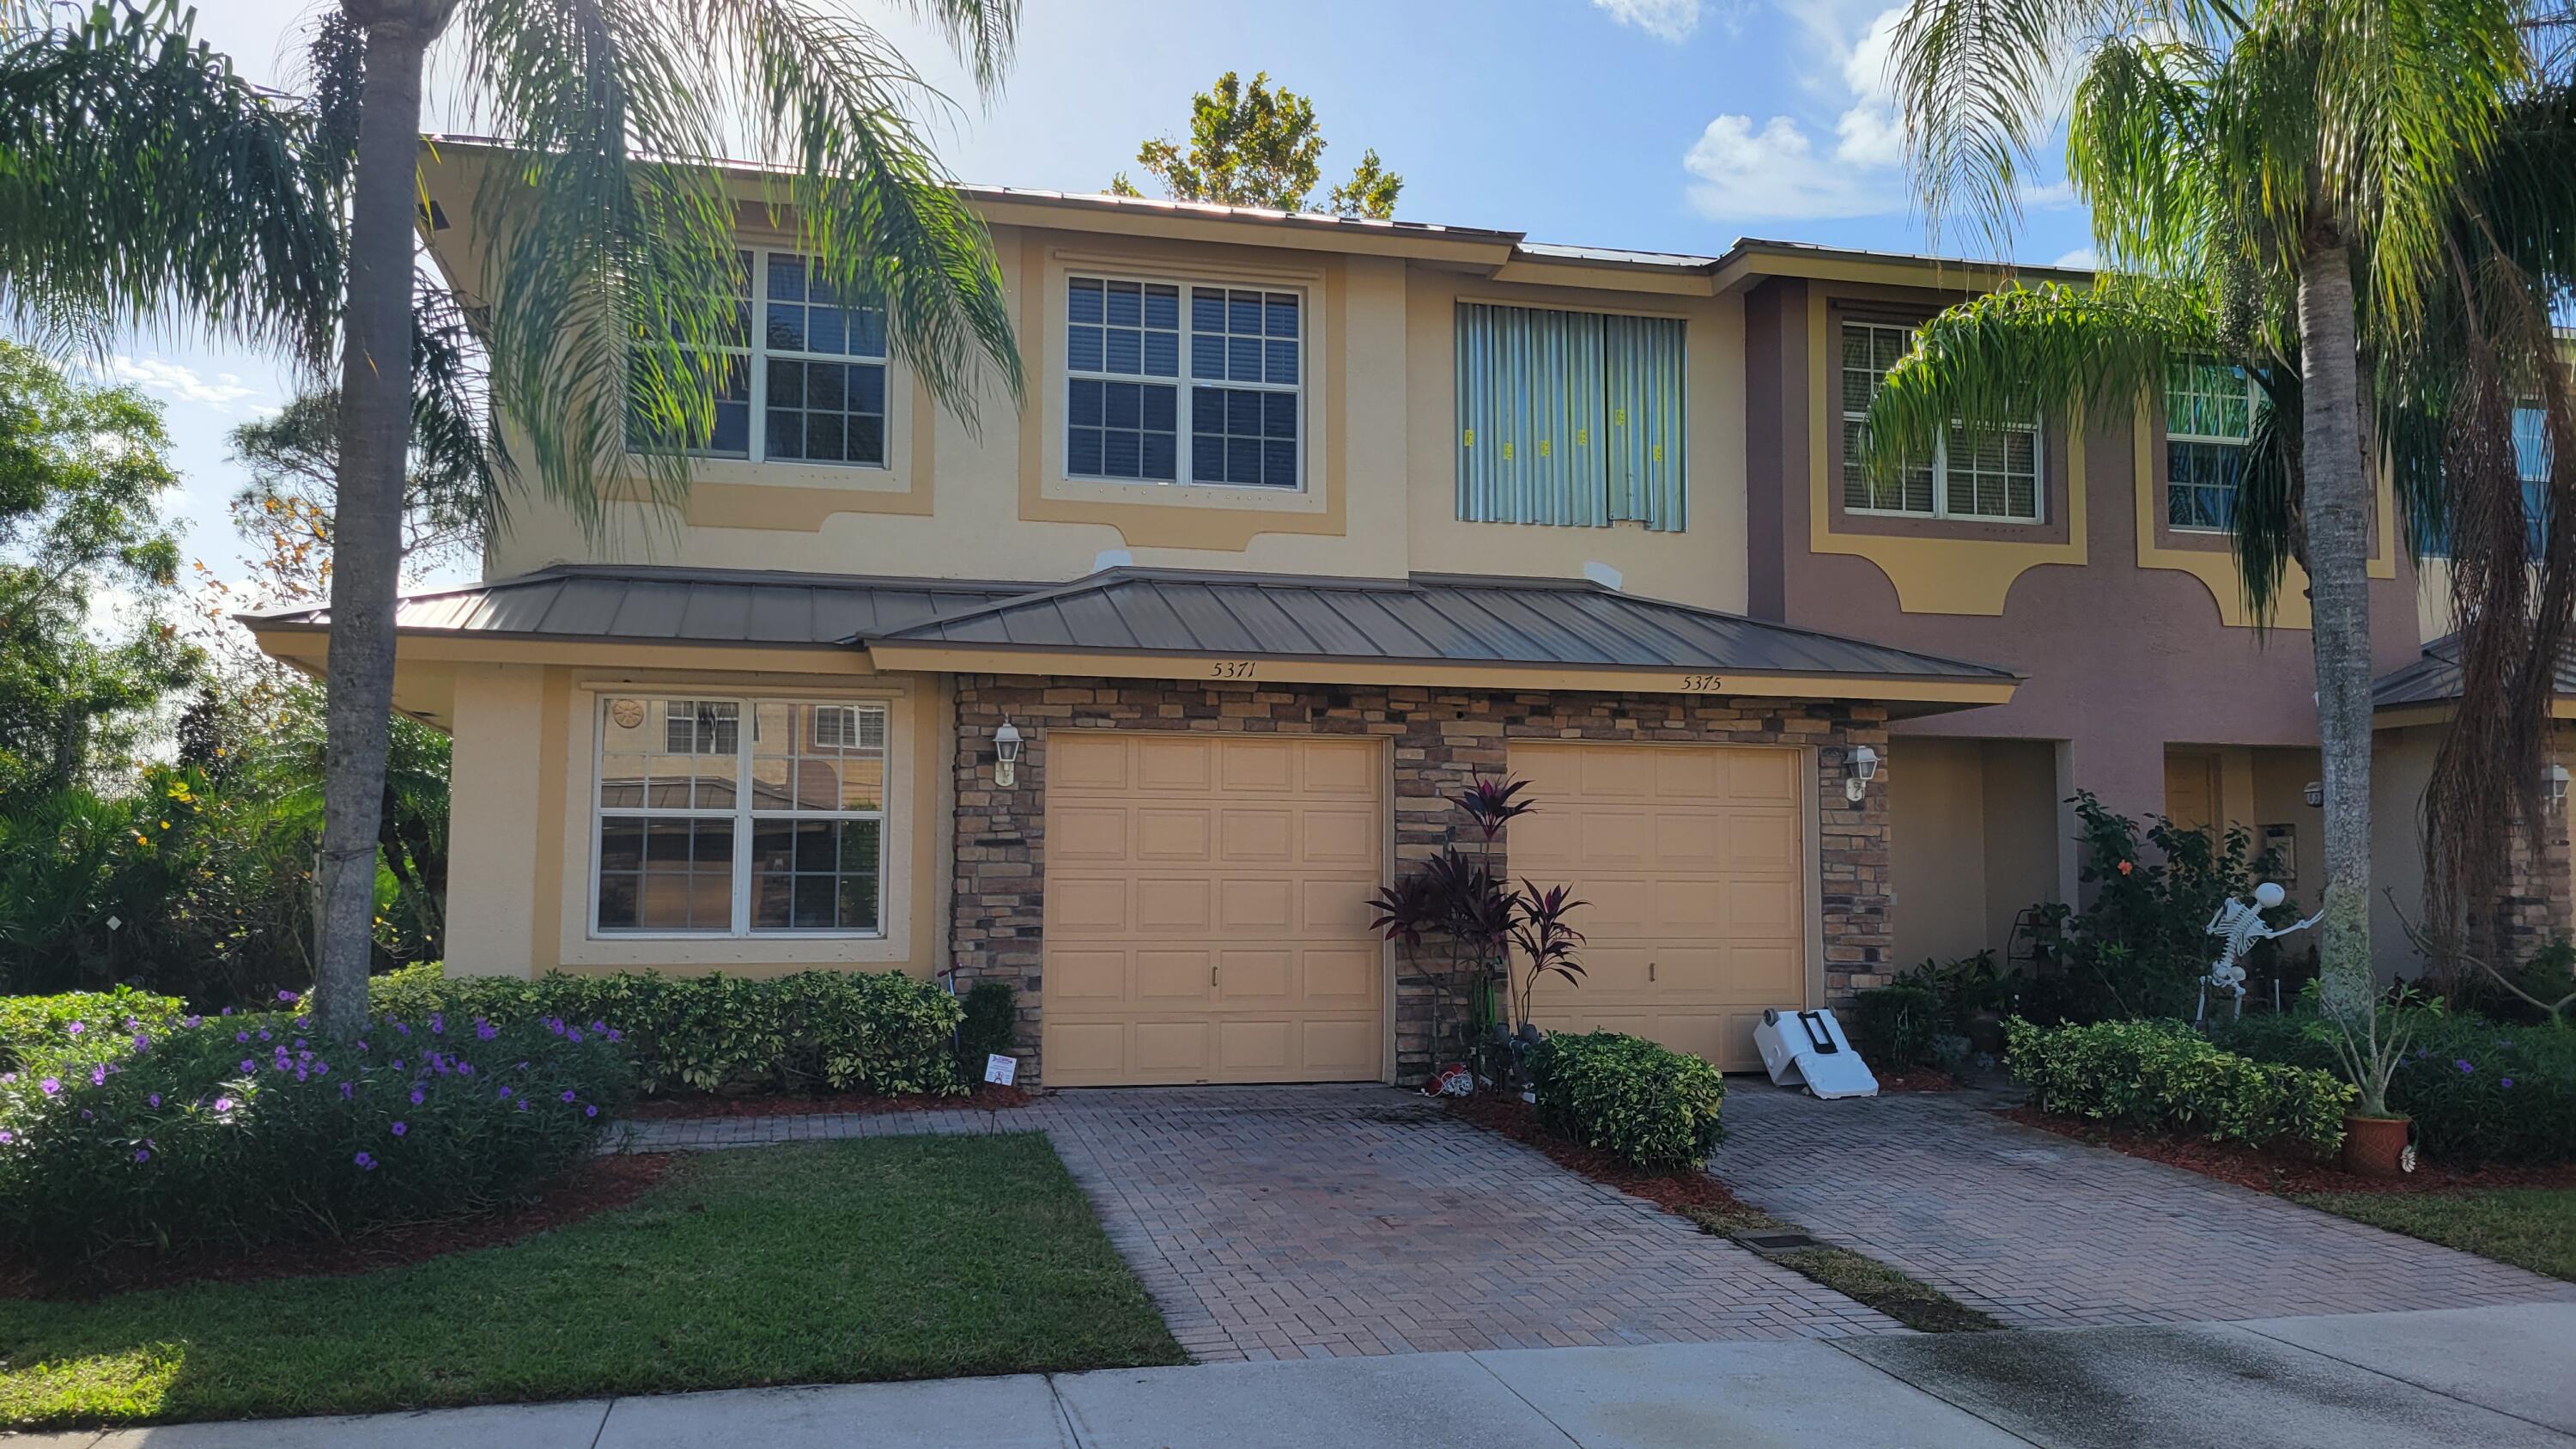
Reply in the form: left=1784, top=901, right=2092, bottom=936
left=947, top=676, right=1892, bottom=1086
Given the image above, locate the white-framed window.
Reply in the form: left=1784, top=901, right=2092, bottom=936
left=2166, top=357, right=2256, bottom=531
left=1840, top=320, right=2042, bottom=521
left=592, top=696, right=888, bottom=935
left=1065, top=273, right=1303, bottom=489
left=639, top=248, right=890, bottom=467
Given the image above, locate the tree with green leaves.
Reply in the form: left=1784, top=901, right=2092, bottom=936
left=1109, top=70, right=1405, bottom=218
left=0, top=339, right=197, bottom=801
left=1864, top=0, right=2556, bottom=1110
left=0, top=0, right=1023, bottom=1034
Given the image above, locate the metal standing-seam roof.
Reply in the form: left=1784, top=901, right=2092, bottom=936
left=237, top=563, right=1035, bottom=646
left=868, top=568, right=2019, bottom=684
left=2373, top=633, right=2576, bottom=709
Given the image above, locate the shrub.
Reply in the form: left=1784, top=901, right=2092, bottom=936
left=363, top=965, right=963, bottom=1097
left=0, top=1005, right=631, bottom=1263
left=2005, top=1017, right=2354, bottom=1154
left=0, top=986, right=186, bottom=1074
left=957, top=981, right=1019, bottom=1078
left=1847, top=985, right=1947, bottom=1070
left=1528, top=1031, right=1727, bottom=1172
left=2214, top=1012, right=2576, bottom=1166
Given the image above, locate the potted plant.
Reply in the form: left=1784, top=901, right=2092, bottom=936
left=2314, top=983, right=2437, bottom=1177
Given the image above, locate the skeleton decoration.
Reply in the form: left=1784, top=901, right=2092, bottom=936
left=2200, top=882, right=2323, bottom=1023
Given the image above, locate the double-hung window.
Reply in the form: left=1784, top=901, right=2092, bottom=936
left=1840, top=320, right=2041, bottom=521
left=2421, top=405, right=2554, bottom=557
left=1065, top=274, right=1302, bottom=488
left=594, top=697, right=888, bottom=935
left=2166, top=357, right=2256, bottom=530
left=1454, top=303, right=1687, bottom=531
left=639, top=248, right=890, bottom=467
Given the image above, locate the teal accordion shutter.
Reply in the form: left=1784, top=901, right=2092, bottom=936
left=1455, top=302, right=1683, bottom=532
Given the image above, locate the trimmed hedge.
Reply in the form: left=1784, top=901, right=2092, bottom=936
left=363, top=965, right=963, bottom=1097
left=2213, top=1013, right=2576, bottom=1166
left=0, top=987, right=187, bottom=1075
left=2005, top=1017, right=2354, bottom=1154
left=1847, top=985, right=1946, bottom=1071
left=0, top=1005, right=630, bottom=1262
left=1528, top=1031, right=1727, bottom=1172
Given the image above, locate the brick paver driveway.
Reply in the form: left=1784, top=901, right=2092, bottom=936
left=629, top=1086, right=1900, bottom=1361
left=1716, top=1082, right=2576, bottom=1330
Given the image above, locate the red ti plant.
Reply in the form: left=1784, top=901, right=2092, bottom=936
left=1506, top=881, right=1589, bottom=1033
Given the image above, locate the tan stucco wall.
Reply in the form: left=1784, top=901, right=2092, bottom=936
left=1890, top=737, right=2064, bottom=967
left=439, top=654, right=951, bottom=982
left=1979, top=740, right=2063, bottom=954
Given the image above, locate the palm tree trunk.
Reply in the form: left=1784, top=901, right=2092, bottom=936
left=2295, top=242, right=2379, bottom=1030
left=311, top=7, right=440, bottom=1037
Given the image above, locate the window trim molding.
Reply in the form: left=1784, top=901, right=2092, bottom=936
left=1838, top=319, right=2046, bottom=526
left=2162, top=357, right=2257, bottom=536
left=1060, top=265, right=1310, bottom=493
left=1449, top=298, right=1692, bottom=533
left=586, top=691, right=893, bottom=942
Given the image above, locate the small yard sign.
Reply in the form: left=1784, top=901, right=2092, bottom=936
left=983, top=1053, right=1019, bottom=1087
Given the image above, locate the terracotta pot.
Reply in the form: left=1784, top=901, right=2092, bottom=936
left=2342, top=1114, right=2414, bottom=1178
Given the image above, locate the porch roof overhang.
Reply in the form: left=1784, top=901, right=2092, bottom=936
left=238, top=565, right=2020, bottom=721
left=859, top=568, right=2020, bottom=715
left=2372, top=634, right=2576, bottom=728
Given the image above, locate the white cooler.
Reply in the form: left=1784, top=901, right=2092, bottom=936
left=1753, top=1008, right=1880, bottom=1099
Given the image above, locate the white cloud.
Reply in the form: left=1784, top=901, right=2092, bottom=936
left=2053, top=246, right=2099, bottom=270
left=1590, top=0, right=1704, bottom=42
left=1685, top=114, right=1899, bottom=222
left=2022, top=180, right=2077, bottom=210
left=102, top=356, right=262, bottom=413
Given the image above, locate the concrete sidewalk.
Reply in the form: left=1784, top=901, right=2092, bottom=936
left=18, top=1302, right=2573, bottom=1448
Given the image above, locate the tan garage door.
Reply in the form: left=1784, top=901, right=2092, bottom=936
left=1042, top=732, right=1385, bottom=1086
left=1509, top=741, right=1810, bottom=1072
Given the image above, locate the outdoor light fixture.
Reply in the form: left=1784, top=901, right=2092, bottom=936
left=1845, top=744, right=1880, bottom=804
left=2304, top=780, right=2324, bottom=808
left=2549, top=763, right=2570, bottom=808
left=993, top=719, right=1023, bottom=788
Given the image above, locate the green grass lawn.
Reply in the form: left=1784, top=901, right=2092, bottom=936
left=0, top=1133, right=1185, bottom=1430
left=2292, top=1188, right=2576, bottom=1283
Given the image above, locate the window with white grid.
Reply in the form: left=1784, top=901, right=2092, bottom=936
left=595, top=697, right=888, bottom=936
left=632, top=248, right=888, bottom=467
left=1840, top=320, right=2041, bottom=521
left=2166, top=358, right=2255, bottom=531
left=1066, top=273, right=1302, bottom=489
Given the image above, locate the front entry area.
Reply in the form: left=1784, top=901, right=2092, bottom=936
left=1510, top=740, right=1810, bottom=1071
left=1040, top=732, right=1386, bottom=1086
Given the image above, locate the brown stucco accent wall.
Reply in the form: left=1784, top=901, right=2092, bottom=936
left=947, top=675, right=1892, bottom=1087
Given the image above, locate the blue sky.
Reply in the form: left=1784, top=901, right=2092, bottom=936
left=108, top=0, right=2095, bottom=591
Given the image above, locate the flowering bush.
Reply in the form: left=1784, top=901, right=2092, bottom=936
left=2006, top=1017, right=2354, bottom=1154
left=1528, top=1031, right=1727, bottom=1172
left=0, top=986, right=186, bottom=1074
left=362, top=965, right=962, bottom=1097
left=2215, top=1012, right=2576, bottom=1166
left=0, top=1000, right=632, bottom=1263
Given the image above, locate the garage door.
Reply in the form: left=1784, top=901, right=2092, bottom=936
left=1509, top=741, right=1809, bottom=1072
left=1042, top=733, right=1385, bottom=1086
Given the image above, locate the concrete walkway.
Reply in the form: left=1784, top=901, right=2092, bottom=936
left=23, top=1302, right=2575, bottom=1447
left=1719, top=1081, right=2576, bottom=1326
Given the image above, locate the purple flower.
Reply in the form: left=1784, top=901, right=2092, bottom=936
left=295, top=1016, right=310, bottom=1030
left=2457, top=1060, right=2476, bottom=1075
left=584, top=1105, right=598, bottom=1118
left=591, top=1020, right=607, bottom=1032
left=132, top=1148, right=149, bottom=1163
left=606, top=1029, right=623, bottom=1044
left=213, top=1096, right=234, bottom=1112
left=339, top=1081, right=355, bottom=1099
left=1, top=1073, right=13, bottom=1084
left=64, top=1021, right=83, bottom=1038
left=560, top=1090, right=576, bottom=1103
left=257, top=1028, right=271, bottom=1042
left=355, top=1040, right=368, bottom=1052
left=515, top=1100, right=529, bottom=1112
left=220, top=1007, right=233, bottom=1016
left=38, top=1077, right=59, bottom=1096
left=235, top=1032, right=249, bottom=1044
left=353, top=1151, right=376, bottom=1170
left=476, top=1020, right=497, bottom=1041
left=2502, top=1078, right=2515, bottom=1089
left=390, top=1121, right=408, bottom=1136
left=393, top=1023, right=410, bottom=1037
left=240, top=1059, right=257, bottom=1073
left=88, top=1065, right=105, bottom=1087
left=410, top=1088, right=425, bottom=1105
left=147, top=1093, right=161, bottom=1108
left=277, top=989, right=298, bottom=1002
left=498, top=1086, right=513, bottom=1099
left=182, top=1014, right=201, bottom=1028
left=567, top=1027, right=584, bottom=1044
left=0, top=1130, right=13, bottom=1144
left=429, top=1014, right=445, bottom=1035
left=391, top=1059, right=404, bottom=1071
left=131, top=1034, right=149, bottom=1051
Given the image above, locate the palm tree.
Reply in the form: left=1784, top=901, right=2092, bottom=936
left=1865, top=1, right=2539, bottom=1070
left=1, top=0, right=1023, bottom=1034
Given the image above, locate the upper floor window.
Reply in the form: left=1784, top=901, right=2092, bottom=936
left=594, top=697, right=887, bottom=936
left=1840, top=320, right=2040, bottom=522
left=637, top=249, right=889, bottom=468
left=1455, top=303, right=1686, bottom=532
left=2420, top=404, right=2552, bottom=558
left=2166, top=357, right=2254, bottom=531
left=1065, top=274, right=1302, bottom=489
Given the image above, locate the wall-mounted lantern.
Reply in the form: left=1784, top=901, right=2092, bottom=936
left=2549, top=763, right=2570, bottom=809
left=2303, top=780, right=2324, bottom=808
left=993, top=719, right=1023, bottom=788
left=1845, top=744, right=1880, bottom=804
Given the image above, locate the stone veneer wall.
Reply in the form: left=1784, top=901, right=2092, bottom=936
left=2479, top=807, right=2573, bottom=972
left=947, top=675, right=1894, bottom=1087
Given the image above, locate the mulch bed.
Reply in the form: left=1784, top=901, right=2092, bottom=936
left=1444, top=1093, right=1754, bottom=1215
left=1997, top=1106, right=2576, bottom=1196
left=623, top=1084, right=1035, bottom=1120
left=0, top=1153, right=675, bottom=1303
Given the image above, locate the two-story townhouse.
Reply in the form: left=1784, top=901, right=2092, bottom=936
left=245, top=139, right=2553, bottom=1090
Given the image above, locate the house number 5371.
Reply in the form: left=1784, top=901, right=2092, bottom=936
left=1210, top=661, right=1255, bottom=679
